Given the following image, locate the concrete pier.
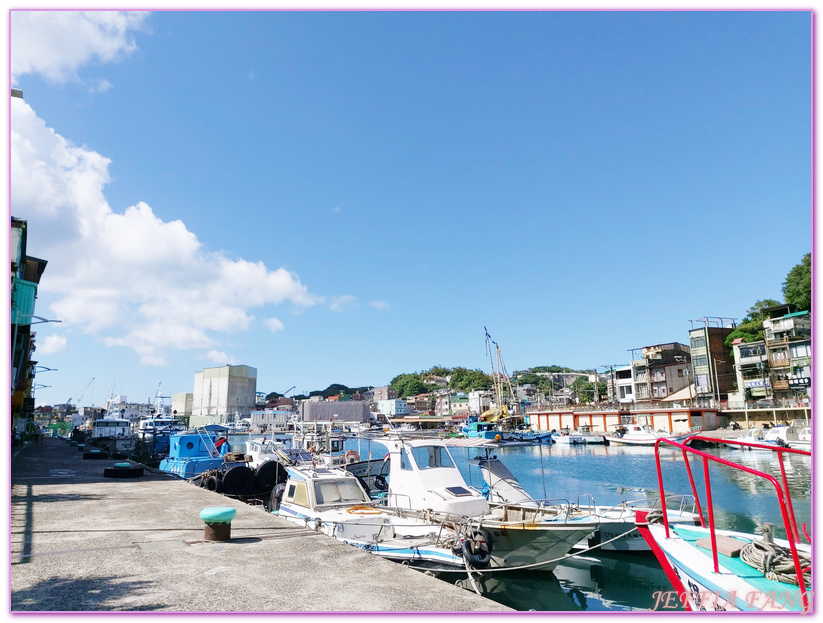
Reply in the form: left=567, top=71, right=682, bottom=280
left=10, top=436, right=512, bottom=613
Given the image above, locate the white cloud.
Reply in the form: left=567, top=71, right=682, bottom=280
left=330, top=295, right=356, bottom=312
left=11, top=98, right=320, bottom=367
left=11, top=11, right=149, bottom=84
left=206, top=351, right=238, bottom=366
left=10, top=11, right=323, bottom=369
left=92, top=78, right=114, bottom=93
left=37, top=334, right=67, bottom=355
left=265, top=318, right=285, bottom=333
left=369, top=300, right=390, bottom=310
left=332, top=206, right=341, bottom=213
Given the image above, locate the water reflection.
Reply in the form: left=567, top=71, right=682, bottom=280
left=450, top=551, right=685, bottom=612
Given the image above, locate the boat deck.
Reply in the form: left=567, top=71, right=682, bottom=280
left=671, top=525, right=807, bottom=611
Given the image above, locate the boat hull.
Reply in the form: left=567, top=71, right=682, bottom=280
left=604, top=432, right=695, bottom=446
left=637, top=520, right=811, bottom=612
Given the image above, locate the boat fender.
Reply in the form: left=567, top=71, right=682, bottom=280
left=461, top=530, right=492, bottom=569
left=373, top=475, right=388, bottom=491
left=344, top=450, right=360, bottom=465
left=206, top=475, right=219, bottom=491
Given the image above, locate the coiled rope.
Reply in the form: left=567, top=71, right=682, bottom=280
left=740, top=540, right=811, bottom=588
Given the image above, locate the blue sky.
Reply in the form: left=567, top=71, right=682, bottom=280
left=8, top=10, right=812, bottom=408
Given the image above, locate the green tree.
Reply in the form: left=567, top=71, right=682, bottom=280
left=448, top=367, right=493, bottom=392
left=724, top=299, right=782, bottom=346
left=783, top=253, right=811, bottom=313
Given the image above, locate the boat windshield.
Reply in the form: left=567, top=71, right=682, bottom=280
left=410, top=445, right=454, bottom=470
left=314, top=480, right=369, bottom=505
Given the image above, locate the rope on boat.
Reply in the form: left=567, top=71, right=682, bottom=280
left=740, top=540, right=812, bottom=587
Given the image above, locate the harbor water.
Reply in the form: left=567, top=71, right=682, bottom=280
left=230, top=434, right=812, bottom=612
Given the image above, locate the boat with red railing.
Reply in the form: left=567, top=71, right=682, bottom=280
left=635, top=436, right=811, bottom=612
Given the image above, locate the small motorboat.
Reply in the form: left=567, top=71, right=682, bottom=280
left=271, top=460, right=487, bottom=571
left=635, top=434, right=811, bottom=612
left=554, top=425, right=607, bottom=445
left=603, top=424, right=699, bottom=446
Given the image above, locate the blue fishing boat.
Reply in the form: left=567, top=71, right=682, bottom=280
left=158, top=428, right=235, bottom=479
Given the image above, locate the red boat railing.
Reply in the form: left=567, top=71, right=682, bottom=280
left=652, top=435, right=811, bottom=607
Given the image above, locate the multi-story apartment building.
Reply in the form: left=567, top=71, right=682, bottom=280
left=727, top=306, right=810, bottom=407
left=377, top=398, right=409, bottom=417
left=763, top=306, right=811, bottom=402
left=729, top=339, right=769, bottom=405
left=628, top=343, right=692, bottom=404
left=372, top=386, right=397, bottom=401
left=688, top=318, right=736, bottom=406
left=468, top=390, right=493, bottom=415
left=613, top=366, right=634, bottom=405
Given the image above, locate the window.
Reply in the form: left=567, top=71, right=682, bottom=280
left=693, top=355, right=708, bottom=368
left=286, top=482, right=308, bottom=506
left=400, top=448, right=413, bottom=471
left=410, top=445, right=455, bottom=470
left=314, top=480, right=368, bottom=505
left=690, top=336, right=706, bottom=349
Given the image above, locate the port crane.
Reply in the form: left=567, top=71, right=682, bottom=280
left=67, top=377, right=95, bottom=406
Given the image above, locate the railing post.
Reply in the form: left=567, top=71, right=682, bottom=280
left=702, top=456, right=720, bottom=574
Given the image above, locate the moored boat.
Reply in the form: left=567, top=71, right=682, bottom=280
left=271, top=460, right=485, bottom=570
left=88, top=416, right=136, bottom=453
left=380, top=436, right=599, bottom=571
left=604, top=424, right=699, bottom=446
left=554, top=425, right=607, bottom=445
left=635, top=435, right=811, bottom=612
left=468, top=449, right=698, bottom=553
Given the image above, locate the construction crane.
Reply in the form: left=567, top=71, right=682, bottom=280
left=482, top=328, right=517, bottom=421
left=67, top=377, right=95, bottom=406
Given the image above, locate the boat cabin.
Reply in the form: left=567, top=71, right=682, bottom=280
left=383, top=437, right=489, bottom=516
left=92, top=418, right=131, bottom=439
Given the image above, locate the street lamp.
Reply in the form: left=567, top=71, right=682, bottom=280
left=713, top=359, right=726, bottom=407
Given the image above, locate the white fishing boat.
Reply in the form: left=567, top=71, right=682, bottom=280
left=243, top=436, right=288, bottom=469
left=468, top=450, right=698, bottom=553
left=136, top=415, right=185, bottom=440
left=636, top=434, right=811, bottom=612
left=603, top=424, right=699, bottom=446
left=272, top=460, right=486, bottom=570
left=89, top=417, right=136, bottom=453
left=291, top=420, right=348, bottom=466
left=554, top=425, right=607, bottom=445
left=380, top=436, right=599, bottom=571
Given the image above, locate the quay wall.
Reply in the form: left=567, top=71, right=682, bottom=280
left=10, top=437, right=510, bottom=613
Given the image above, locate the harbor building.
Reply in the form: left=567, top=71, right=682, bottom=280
left=299, top=400, right=371, bottom=423
left=171, top=392, right=193, bottom=425
left=190, top=365, right=257, bottom=427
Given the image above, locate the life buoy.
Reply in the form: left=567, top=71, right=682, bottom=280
left=344, top=450, right=360, bottom=465
left=373, top=475, right=388, bottom=491
left=346, top=505, right=382, bottom=515
left=461, top=529, right=492, bottom=569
